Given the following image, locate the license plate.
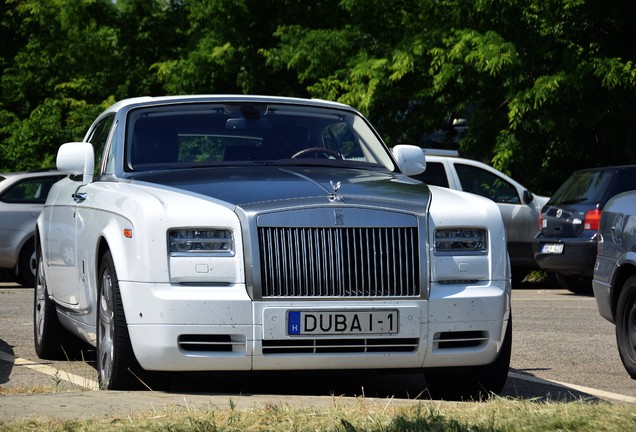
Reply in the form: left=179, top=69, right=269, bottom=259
left=542, top=243, right=564, bottom=254
left=287, top=310, right=398, bottom=335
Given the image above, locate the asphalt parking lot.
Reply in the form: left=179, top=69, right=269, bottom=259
left=1, top=281, right=635, bottom=420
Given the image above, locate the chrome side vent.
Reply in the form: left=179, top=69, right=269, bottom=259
left=262, top=338, right=419, bottom=354
left=433, top=331, right=488, bottom=350
left=178, top=335, right=246, bottom=353
left=437, top=280, right=479, bottom=285
left=258, top=226, right=420, bottom=297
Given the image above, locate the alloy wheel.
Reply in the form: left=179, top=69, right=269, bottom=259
left=97, top=267, right=115, bottom=389
left=33, top=256, right=47, bottom=346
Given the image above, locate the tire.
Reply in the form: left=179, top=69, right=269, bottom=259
left=616, top=277, right=636, bottom=379
left=17, top=239, right=36, bottom=288
left=33, top=249, right=66, bottom=359
left=97, top=251, right=168, bottom=390
left=555, top=273, right=593, bottom=295
left=424, top=317, right=512, bottom=401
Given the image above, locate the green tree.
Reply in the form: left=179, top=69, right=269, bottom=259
left=2, top=0, right=636, bottom=196
left=152, top=0, right=341, bottom=96
left=0, top=0, right=119, bottom=170
left=262, top=0, right=636, bottom=194
left=427, top=0, right=636, bottom=193
left=262, top=0, right=444, bottom=146
left=115, top=0, right=189, bottom=97
left=0, top=0, right=183, bottom=171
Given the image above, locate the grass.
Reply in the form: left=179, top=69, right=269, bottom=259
left=0, top=386, right=61, bottom=395
left=0, top=396, right=635, bottom=431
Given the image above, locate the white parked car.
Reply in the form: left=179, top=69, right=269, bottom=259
left=411, top=150, right=548, bottom=278
left=34, top=95, right=511, bottom=400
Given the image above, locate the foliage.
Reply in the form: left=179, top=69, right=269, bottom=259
left=2, top=0, right=636, bottom=194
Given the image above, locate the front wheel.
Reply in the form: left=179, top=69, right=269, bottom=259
left=97, top=251, right=168, bottom=390
left=33, top=247, right=84, bottom=359
left=616, top=277, right=636, bottom=379
left=17, top=240, right=36, bottom=288
left=33, top=250, right=65, bottom=359
left=424, top=318, right=512, bottom=401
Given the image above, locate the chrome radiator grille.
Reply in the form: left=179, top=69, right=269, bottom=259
left=259, top=226, right=420, bottom=297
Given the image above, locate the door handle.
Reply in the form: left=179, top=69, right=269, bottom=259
left=72, top=185, right=87, bottom=203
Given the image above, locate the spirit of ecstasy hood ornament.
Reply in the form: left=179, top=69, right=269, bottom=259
left=328, top=180, right=343, bottom=203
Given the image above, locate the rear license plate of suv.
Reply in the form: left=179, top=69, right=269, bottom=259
left=542, top=243, right=564, bottom=254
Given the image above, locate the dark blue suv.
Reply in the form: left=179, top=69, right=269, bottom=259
left=533, top=165, right=636, bottom=294
left=593, top=190, right=636, bottom=379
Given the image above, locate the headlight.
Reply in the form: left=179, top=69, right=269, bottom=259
left=434, top=228, right=487, bottom=254
left=168, top=229, right=234, bottom=256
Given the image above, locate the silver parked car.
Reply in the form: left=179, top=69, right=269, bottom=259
left=411, top=149, right=549, bottom=280
left=0, top=170, right=65, bottom=286
left=593, top=190, right=636, bottom=379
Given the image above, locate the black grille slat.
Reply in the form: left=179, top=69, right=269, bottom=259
left=262, top=338, right=419, bottom=354
left=259, top=227, right=419, bottom=298
left=433, top=331, right=488, bottom=349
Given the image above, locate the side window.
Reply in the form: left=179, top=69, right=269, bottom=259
left=411, top=162, right=450, bottom=187
left=0, top=176, right=64, bottom=204
left=616, top=169, right=636, bottom=194
left=87, top=115, right=116, bottom=178
left=455, top=163, right=520, bottom=204
left=103, top=121, right=119, bottom=175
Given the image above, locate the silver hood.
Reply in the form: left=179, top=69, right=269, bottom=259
left=129, top=165, right=430, bottom=210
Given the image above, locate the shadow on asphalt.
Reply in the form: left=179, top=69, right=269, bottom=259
left=0, top=339, right=15, bottom=386
left=154, top=369, right=602, bottom=403
left=513, top=272, right=595, bottom=297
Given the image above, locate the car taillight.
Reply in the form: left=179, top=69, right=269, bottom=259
left=584, top=209, right=601, bottom=230
left=538, top=213, right=543, bottom=232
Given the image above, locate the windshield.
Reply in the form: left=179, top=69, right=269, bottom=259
left=124, top=102, right=395, bottom=172
left=548, top=169, right=617, bottom=205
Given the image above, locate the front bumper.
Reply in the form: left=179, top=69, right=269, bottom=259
left=592, top=254, right=617, bottom=324
left=592, top=278, right=614, bottom=323
left=119, top=280, right=510, bottom=372
left=532, top=234, right=597, bottom=277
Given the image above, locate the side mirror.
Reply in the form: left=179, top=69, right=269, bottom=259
left=392, top=145, right=426, bottom=176
left=56, top=142, right=95, bottom=184
left=522, top=190, right=534, bottom=205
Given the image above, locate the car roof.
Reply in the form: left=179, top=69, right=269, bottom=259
left=0, top=169, right=62, bottom=178
left=0, top=170, right=64, bottom=186
left=422, top=152, right=498, bottom=171
left=572, top=165, right=636, bottom=173
left=422, top=148, right=461, bottom=157
left=104, top=95, right=355, bottom=115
